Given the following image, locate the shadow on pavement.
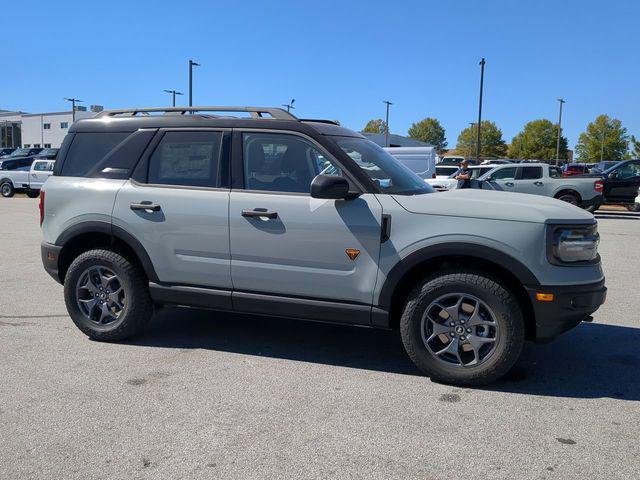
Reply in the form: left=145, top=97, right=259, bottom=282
left=129, top=308, right=640, bottom=400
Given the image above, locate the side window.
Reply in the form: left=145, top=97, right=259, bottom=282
left=33, top=162, right=48, bottom=171
left=616, top=162, right=640, bottom=179
left=549, top=167, right=561, bottom=178
left=491, top=167, right=517, bottom=180
left=147, top=131, right=222, bottom=187
left=521, top=167, right=542, bottom=180
left=242, top=133, right=340, bottom=193
left=60, top=132, right=129, bottom=177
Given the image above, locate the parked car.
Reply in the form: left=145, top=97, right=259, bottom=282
left=481, top=159, right=512, bottom=165
left=384, top=146, right=436, bottom=180
left=562, top=163, right=592, bottom=177
left=0, top=159, right=55, bottom=197
left=438, top=155, right=466, bottom=165
left=0, top=148, right=16, bottom=158
left=590, top=160, right=640, bottom=209
left=427, top=164, right=498, bottom=191
left=590, top=161, right=620, bottom=174
left=434, top=165, right=460, bottom=179
left=476, top=163, right=603, bottom=211
left=33, top=148, right=59, bottom=160
left=0, top=147, right=43, bottom=169
left=40, top=106, right=606, bottom=386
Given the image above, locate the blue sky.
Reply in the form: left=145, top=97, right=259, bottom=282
left=2, top=0, right=638, bottom=150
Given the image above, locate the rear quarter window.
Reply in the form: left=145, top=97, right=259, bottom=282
left=59, top=132, right=130, bottom=177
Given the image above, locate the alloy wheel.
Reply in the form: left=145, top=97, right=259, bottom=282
left=75, top=266, right=125, bottom=325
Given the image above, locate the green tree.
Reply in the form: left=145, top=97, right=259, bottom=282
left=362, top=118, right=388, bottom=134
left=407, top=118, right=447, bottom=153
left=508, top=119, right=568, bottom=161
left=575, top=114, right=629, bottom=162
left=455, top=121, right=507, bottom=159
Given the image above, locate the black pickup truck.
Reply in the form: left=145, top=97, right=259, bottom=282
left=585, top=160, right=640, bottom=210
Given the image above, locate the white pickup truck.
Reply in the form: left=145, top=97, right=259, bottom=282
left=0, top=159, right=55, bottom=198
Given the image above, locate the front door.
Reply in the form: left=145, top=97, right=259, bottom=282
left=483, top=166, right=518, bottom=192
left=112, top=129, right=232, bottom=290
left=229, top=131, right=383, bottom=314
left=604, top=161, right=640, bottom=203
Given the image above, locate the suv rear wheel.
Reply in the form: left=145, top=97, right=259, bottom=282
left=64, top=249, right=153, bottom=341
left=400, top=271, right=524, bottom=386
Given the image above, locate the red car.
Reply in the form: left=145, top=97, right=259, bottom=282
left=562, top=163, right=592, bottom=177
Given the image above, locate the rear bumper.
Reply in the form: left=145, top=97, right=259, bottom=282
left=525, top=280, right=607, bottom=342
left=41, top=242, right=63, bottom=284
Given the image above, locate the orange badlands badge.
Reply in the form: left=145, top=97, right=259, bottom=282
left=345, top=248, right=361, bottom=261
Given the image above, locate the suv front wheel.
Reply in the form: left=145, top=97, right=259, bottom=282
left=64, top=249, right=153, bottom=341
left=400, top=271, right=525, bottom=386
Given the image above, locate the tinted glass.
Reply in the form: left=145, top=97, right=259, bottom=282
left=243, top=133, right=339, bottom=193
left=33, top=162, right=49, bottom=171
left=148, top=131, right=222, bottom=187
left=61, top=133, right=129, bottom=177
left=615, top=162, right=640, bottom=179
left=521, top=166, right=542, bottom=180
left=333, top=137, right=433, bottom=195
left=491, top=167, right=517, bottom=180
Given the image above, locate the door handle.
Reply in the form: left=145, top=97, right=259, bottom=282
left=130, top=202, right=161, bottom=212
left=242, top=209, right=278, bottom=219
left=534, top=181, right=544, bottom=186
left=505, top=182, right=515, bottom=187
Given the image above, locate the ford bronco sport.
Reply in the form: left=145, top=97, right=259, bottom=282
left=40, top=107, right=607, bottom=386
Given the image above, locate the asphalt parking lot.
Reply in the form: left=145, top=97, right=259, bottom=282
left=0, top=198, right=638, bottom=480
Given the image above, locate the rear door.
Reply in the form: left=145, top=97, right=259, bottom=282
left=112, top=129, right=232, bottom=294
left=482, top=166, right=518, bottom=192
left=604, top=161, right=640, bottom=203
left=30, top=161, right=53, bottom=189
left=514, top=166, right=545, bottom=195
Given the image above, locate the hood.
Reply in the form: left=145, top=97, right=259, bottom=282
left=391, top=189, right=595, bottom=224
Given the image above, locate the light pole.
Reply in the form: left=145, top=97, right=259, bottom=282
left=383, top=100, right=393, bottom=147
left=555, top=98, right=565, bottom=166
left=476, top=58, right=485, bottom=161
left=282, top=99, right=295, bottom=113
left=468, top=122, right=475, bottom=160
left=64, top=98, right=83, bottom=122
left=188, top=59, right=200, bottom=107
left=164, top=89, right=184, bottom=107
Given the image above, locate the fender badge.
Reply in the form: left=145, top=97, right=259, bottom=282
left=345, top=248, right=361, bottom=261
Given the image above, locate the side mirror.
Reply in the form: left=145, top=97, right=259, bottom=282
left=310, top=174, right=351, bottom=199
left=483, top=176, right=492, bottom=182
left=609, top=172, right=619, bottom=179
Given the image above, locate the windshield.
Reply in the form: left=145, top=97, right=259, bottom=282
left=37, top=148, right=58, bottom=156
left=332, top=137, right=433, bottom=195
left=9, top=148, right=31, bottom=157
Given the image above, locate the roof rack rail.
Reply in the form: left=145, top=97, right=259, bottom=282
left=95, top=106, right=298, bottom=120
left=299, top=118, right=340, bottom=125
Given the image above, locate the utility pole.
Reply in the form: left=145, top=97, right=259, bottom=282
left=64, top=98, right=83, bottom=122
left=163, top=89, right=184, bottom=107
left=476, top=58, right=485, bottom=161
left=383, top=100, right=393, bottom=147
left=555, top=98, right=565, bottom=166
left=282, top=99, right=295, bottom=113
left=188, top=59, right=200, bottom=107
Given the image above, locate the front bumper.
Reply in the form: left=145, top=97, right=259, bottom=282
left=525, top=280, right=607, bottom=342
left=41, top=242, right=63, bottom=284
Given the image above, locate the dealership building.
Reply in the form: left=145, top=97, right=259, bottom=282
left=0, top=107, right=100, bottom=149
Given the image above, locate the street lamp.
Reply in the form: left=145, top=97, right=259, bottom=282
left=383, top=100, right=393, bottom=147
left=64, top=98, right=83, bottom=122
left=163, top=89, right=184, bottom=107
left=282, top=99, right=295, bottom=113
left=188, top=59, right=200, bottom=107
left=476, top=58, right=485, bottom=161
left=468, top=123, right=475, bottom=160
left=555, top=98, right=565, bottom=166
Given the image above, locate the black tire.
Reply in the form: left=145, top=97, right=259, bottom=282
left=400, top=271, right=525, bottom=386
left=584, top=204, right=599, bottom=213
left=26, top=190, right=40, bottom=198
left=64, top=249, right=153, bottom=341
left=556, top=192, right=579, bottom=206
left=0, top=181, right=14, bottom=198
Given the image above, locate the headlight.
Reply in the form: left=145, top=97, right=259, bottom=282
left=548, top=224, right=600, bottom=264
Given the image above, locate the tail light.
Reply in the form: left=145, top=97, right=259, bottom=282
left=594, top=180, right=604, bottom=192
left=39, top=190, right=45, bottom=226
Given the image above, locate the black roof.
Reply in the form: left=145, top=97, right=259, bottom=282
left=70, top=106, right=363, bottom=138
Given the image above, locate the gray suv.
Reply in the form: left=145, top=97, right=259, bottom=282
left=40, top=107, right=607, bottom=386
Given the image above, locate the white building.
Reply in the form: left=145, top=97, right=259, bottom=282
left=0, top=109, right=96, bottom=149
